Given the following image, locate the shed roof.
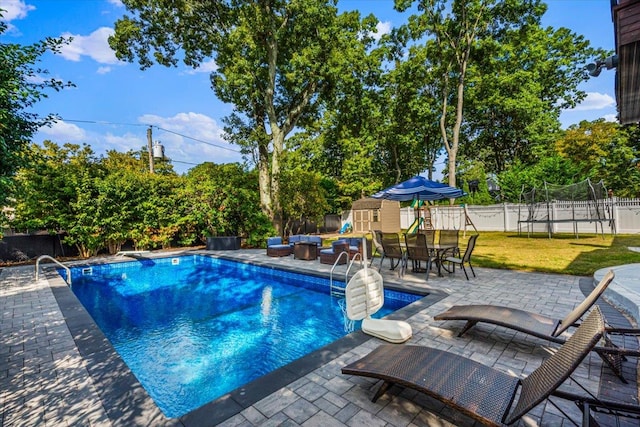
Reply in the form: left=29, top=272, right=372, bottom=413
left=352, top=198, right=385, bottom=210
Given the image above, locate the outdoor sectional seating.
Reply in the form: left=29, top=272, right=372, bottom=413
left=319, top=240, right=350, bottom=265
left=266, top=236, right=292, bottom=257
left=343, top=237, right=372, bottom=259
left=288, top=234, right=322, bottom=253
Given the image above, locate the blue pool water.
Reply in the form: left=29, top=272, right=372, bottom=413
left=63, top=255, right=421, bottom=418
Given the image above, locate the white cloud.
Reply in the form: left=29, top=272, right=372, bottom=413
left=103, top=132, right=144, bottom=152
left=59, top=27, right=121, bottom=65
left=185, top=59, right=218, bottom=75
left=34, top=114, right=242, bottom=174
left=370, top=21, right=392, bottom=41
left=38, top=120, right=87, bottom=142
left=0, top=0, right=34, bottom=21
left=97, top=66, right=112, bottom=75
left=138, top=112, right=241, bottom=165
left=603, top=113, right=618, bottom=123
left=106, top=0, right=123, bottom=7
left=570, top=92, right=616, bottom=112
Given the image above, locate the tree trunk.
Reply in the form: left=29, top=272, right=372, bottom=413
left=270, top=127, right=284, bottom=235
left=257, top=139, right=272, bottom=227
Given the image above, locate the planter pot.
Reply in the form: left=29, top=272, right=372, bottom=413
left=206, top=236, right=241, bottom=250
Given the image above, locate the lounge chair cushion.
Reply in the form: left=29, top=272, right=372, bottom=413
left=333, top=239, right=348, bottom=248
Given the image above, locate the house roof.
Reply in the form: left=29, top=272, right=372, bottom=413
left=612, top=0, right=640, bottom=124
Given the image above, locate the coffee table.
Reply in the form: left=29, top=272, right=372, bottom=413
left=293, top=242, right=318, bottom=260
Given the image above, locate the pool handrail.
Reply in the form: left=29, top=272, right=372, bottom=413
left=346, top=252, right=363, bottom=283
left=35, top=255, right=71, bottom=286
left=329, top=251, right=350, bottom=296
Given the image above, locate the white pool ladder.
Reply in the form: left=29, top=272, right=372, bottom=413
left=329, top=252, right=363, bottom=296
left=35, top=255, right=71, bottom=286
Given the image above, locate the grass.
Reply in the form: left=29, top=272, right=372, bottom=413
left=336, top=230, right=640, bottom=277
left=463, top=231, right=640, bottom=276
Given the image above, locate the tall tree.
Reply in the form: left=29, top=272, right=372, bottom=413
left=0, top=19, right=73, bottom=213
left=109, top=0, right=372, bottom=233
left=394, top=0, right=553, bottom=190
left=463, top=20, right=607, bottom=173
left=380, top=34, right=444, bottom=183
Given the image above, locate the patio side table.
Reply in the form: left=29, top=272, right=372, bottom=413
left=293, top=242, right=318, bottom=261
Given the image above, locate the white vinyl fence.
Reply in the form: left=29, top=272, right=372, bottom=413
left=398, top=197, right=640, bottom=234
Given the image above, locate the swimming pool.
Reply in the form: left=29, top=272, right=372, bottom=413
left=63, top=255, right=422, bottom=418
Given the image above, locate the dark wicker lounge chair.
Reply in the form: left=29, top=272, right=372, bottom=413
left=343, top=307, right=640, bottom=426
left=434, top=270, right=639, bottom=381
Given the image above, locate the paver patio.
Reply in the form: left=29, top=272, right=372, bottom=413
left=1, top=249, right=638, bottom=426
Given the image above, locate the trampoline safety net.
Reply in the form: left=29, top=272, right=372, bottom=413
left=518, top=179, right=614, bottom=237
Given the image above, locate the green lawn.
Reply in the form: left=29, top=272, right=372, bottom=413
left=464, top=231, right=640, bottom=276
left=338, top=231, right=640, bottom=276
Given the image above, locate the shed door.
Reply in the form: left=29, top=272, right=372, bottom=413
left=353, top=210, right=371, bottom=233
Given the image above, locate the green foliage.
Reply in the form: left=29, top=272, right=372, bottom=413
left=556, top=120, right=640, bottom=198
left=110, top=0, right=374, bottom=231
left=497, top=155, right=583, bottom=202
left=463, top=20, right=606, bottom=172
left=456, top=159, right=496, bottom=204
left=279, top=168, right=330, bottom=234
left=0, top=19, right=74, bottom=211
left=11, top=145, right=274, bottom=257
left=12, top=142, right=104, bottom=257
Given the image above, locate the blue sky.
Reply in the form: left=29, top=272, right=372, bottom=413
left=2, top=0, right=617, bottom=175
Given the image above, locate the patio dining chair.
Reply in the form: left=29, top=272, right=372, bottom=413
left=442, top=234, right=478, bottom=280
left=369, top=230, right=384, bottom=267
left=438, top=229, right=460, bottom=257
left=418, top=229, right=436, bottom=246
left=402, top=233, right=436, bottom=280
left=378, top=232, right=404, bottom=271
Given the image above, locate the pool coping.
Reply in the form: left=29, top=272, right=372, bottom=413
left=45, top=251, right=447, bottom=427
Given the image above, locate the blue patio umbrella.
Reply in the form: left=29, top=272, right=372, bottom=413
left=371, top=176, right=466, bottom=201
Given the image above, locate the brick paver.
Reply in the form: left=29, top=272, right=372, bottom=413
left=1, top=250, right=638, bottom=426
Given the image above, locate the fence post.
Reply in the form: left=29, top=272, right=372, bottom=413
left=503, top=203, right=508, bottom=231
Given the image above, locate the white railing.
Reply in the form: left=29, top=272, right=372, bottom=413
left=35, top=255, right=71, bottom=286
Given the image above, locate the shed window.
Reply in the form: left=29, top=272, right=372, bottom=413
left=373, top=209, right=380, bottom=222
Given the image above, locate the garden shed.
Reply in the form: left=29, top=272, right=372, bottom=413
left=351, top=198, right=401, bottom=233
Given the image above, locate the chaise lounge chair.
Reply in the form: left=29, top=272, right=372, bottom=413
left=434, top=270, right=639, bottom=381
left=343, top=307, right=640, bottom=426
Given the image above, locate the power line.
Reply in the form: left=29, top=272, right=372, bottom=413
left=154, top=126, right=240, bottom=153
left=171, top=159, right=201, bottom=166
left=61, top=118, right=241, bottom=153
left=63, top=119, right=148, bottom=127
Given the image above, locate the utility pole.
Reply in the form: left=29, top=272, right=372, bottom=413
left=147, top=126, right=155, bottom=173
